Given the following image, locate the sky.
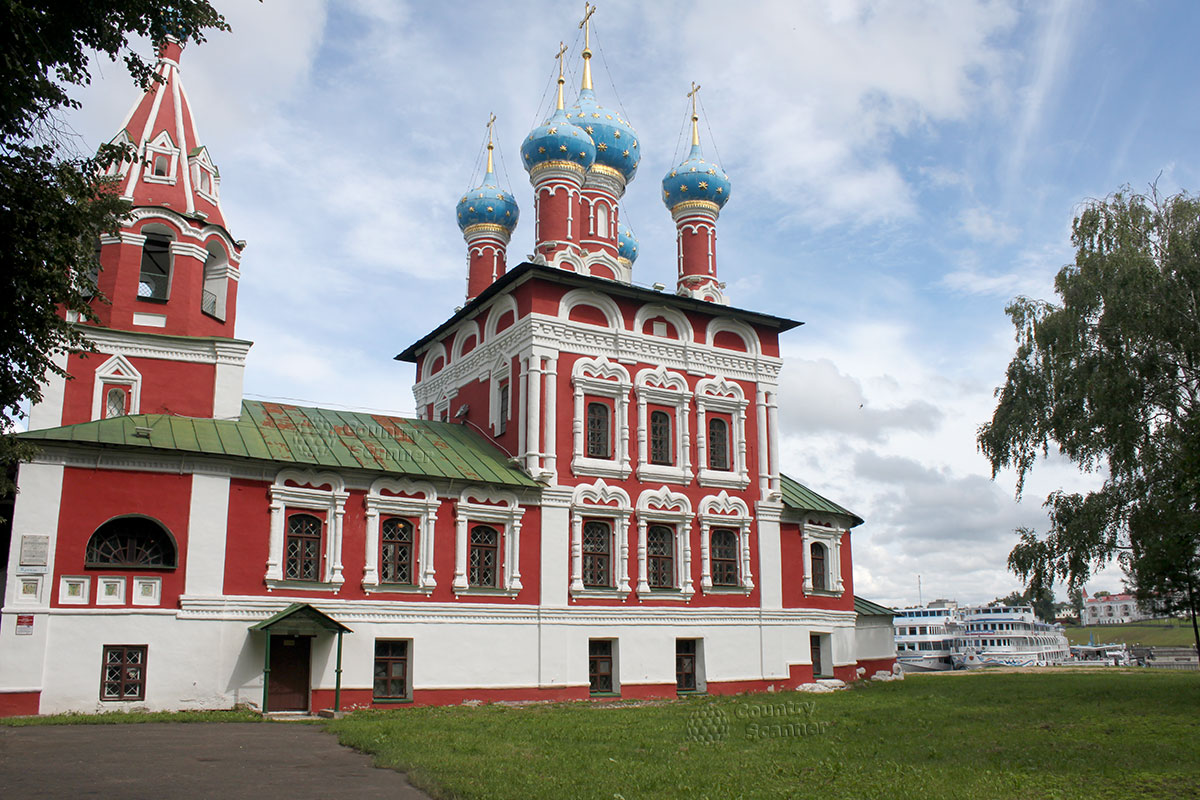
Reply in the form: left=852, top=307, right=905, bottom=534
left=57, top=0, right=1200, bottom=608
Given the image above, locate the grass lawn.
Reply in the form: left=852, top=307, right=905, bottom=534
left=328, top=671, right=1200, bottom=800
left=1063, top=619, right=1199, bottom=648
left=0, top=708, right=263, bottom=726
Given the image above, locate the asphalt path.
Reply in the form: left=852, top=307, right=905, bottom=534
left=0, top=722, right=433, bottom=799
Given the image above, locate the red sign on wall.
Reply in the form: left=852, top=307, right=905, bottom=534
left=15, top=615, right=34, bottom=636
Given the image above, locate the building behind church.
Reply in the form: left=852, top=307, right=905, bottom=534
left=0, top=17, right=895, bottom=717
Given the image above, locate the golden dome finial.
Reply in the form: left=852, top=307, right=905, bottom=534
left=687, top=82, right=702, bottom=148
left=554, top=41, right=568, bottom=110
left=485, top=113, right=497, bottom=173
left=579, top=2, right=596, bottom=91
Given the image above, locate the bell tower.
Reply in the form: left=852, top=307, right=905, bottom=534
left=29, top=38, right=250, bottom=430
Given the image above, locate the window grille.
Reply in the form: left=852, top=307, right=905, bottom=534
left=86, top=518, right=176, bottom=568
left=708, top=417, right=729, bottom=470
left=101, top=645, right=147, bottom=701
left=285, top=514, right=322, bottom=581
left=649, top=410, right=672, bottom=465
left=381, top=518, right=414, bottom=584
left=710, top=528, right=738, bottom=586
left=373, top=640, right=409, bottom=700
left=647, top=525, right=675, bottom=589
left=586, top=402, right=610, bottom=458
left=582, top=520, right=612, bottom=587
left=469, top=525, right=499, bottom=588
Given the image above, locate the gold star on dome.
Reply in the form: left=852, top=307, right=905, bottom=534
left=585, top=126, right=594, bottom=134
left=716, top=187, right=723, bottom=194
left=548, top=127, right=558, bottom=134
left=579, top=151, right=587, bottom=157
left=597, top=142, right=608, bottom=151
left=663, top=190, right=669, bottom=198
left=707, top=168, right=715, bottom=175
left=622, top=149, right=629, bottom=157
left=592, top=113, right=601, bottom=118
left=559, top=144, right=568, bottom=151
left=698, top=181, right=708, bottom=189
left=505, top=211, right=511, bottom=216
left=606, top=114, right=612, bottom=119
left=460, top=196, right=467, bottom=203
left=477, top=191, right=485, bottom=197
left=670, top=171, right=677, bottom=177
left=679, top=184, right=688, bottom=192
left=689, top=167, right=697, bottom=173
left=632, top=142, right=637, bottom=148
left=496, top=193, right=504, bottom=199
left=486, top=206, right=494, bottom=212
left=468, top=206, right=476, bottom=212
left=524, top=154, right=530, bottom=161
left=538, top=146, right=546, bottom=153
left=613, top=131, right=621, bottom=139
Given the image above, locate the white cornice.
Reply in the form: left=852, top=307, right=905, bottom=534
left=77, top=326, right=251, bottom=366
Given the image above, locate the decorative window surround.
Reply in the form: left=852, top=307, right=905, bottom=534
left=635, top=487, right=694, bottom=599
left=143, top=130, right=180, bottom=185
left=489, top=356, right=512, bottom=435
left=569, top=480, right=632, bottom=599
left=17, top=576, right=42, bottom=604
left=802, top=523, right=845, bottom=596
left=266, top=469, right=348, bottom=589
left=571, top=357, right=632, bottom=480
left=59, top=576, right=91, bottom=605
left=705, top=317, right=760, bottom=356
left=453, top=488, right=524, bottom=596
left=97, top=576, right=127, bottom=605
left=363, top=478, right=439, bottom=594
left=697, top=492, right=754, bottom=593
left=91, top=355, right=142, bottom=422
left=695, top=377, right=750, bottom=490
left=635, top=367, right=692, bottom=485
left=632, top=304, right=694, bottom=342
left=131, top=576, right=162, bottom=606
left=189, top=146, right=220, bottom=203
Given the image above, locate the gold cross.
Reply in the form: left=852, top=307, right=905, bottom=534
left=580, top=3, right=596, bottom=49
left=555, top=41, right=568, bottom=80
left=687, top=82, right=701, bottom=118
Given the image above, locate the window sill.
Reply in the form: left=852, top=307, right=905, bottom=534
left=637, top=464, right=691, bottom=485
left=639, top=589, right=693, bottom=602
left=572, top=457, right=632, bottom=480
left=454, top=587, right=521, bottom=598
left=805, top=588, right=843, bottom=598
left=363, top=583, right=435, bottom=596
left=571, top=588, right=632, bottom=601
left=265, top=579, right=343, bottom=593
left=704, top=585, right=753, bottom=596
left=134, top=296, right=169, bottom=305
left=698, top=469, right=750, bottom=490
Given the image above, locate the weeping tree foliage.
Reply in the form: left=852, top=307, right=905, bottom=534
left=979, top=187, right=1200, bottom=657
left=0, top=2, right=228, bottom=501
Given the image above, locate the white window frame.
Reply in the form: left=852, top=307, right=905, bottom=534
left=91, top=354, right=142, bottom=422
left=266, top=469, right=348, bottom=590
left=489, top=356, right=513, bottom=436
left=453, top=488, right=524, bottom=596
left=635, top=487, right=694, bottom=599
left=572, top=357, right=632, bottom=480
left=143, top=131, right=180, bottom=185
left=695, top=377, right=750, bottom=489
left=802, top=522, right=844, bottom=596
left=59, top=575, right=91, bottom=605
left=698, top=491, right=754, bottom=593
left=569, top=480, right=632, bottom=599
left=188, top=146, right=219, bottom=203
left=97, top=576, right=126, bottom=606
left=363, top=478, right=439, bottom=594
left=16, top=576, right=42, bottom=605
left=635, top=366, right=692, bottom=484
left=131, top=576, right=162, bottom=606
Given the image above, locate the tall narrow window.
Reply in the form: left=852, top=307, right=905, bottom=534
left=285, top=514, right=322, bottom=581
left=153, top=154, right=168, bottom=177
left=707, top=417, right=729, bottom=471
left=498, top=382, right=510, bottom=434
left=647, top=525, right=675, bottom=589
left=468, top=525, right=499, bottom=588
left=373, top=640, right=409, bottom=700
left=587, top=402, right=611, bottom=458
left=710, top=528, right=739, bottom=586
left=380, top=518, right=414, bottom=585
left=138, top=234, right=171, bottom=300
left=649, top=410, right=673, bottom=465
left=582, top=520, right=612, bottom=588
left=589, top=640, right=614, bottom=695
left=101, top=645, right=147, bottom=701
left=105, top=386, right=128, bottom=419
left=810, top=542, right=827, bottom=591
left=676, top=639, right=697, bottom=692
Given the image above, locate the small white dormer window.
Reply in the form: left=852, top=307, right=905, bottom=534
left=143, top=132, right=179, bottom=185
left=189, top=147, right=219, bottom=203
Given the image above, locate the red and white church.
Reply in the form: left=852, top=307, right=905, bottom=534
left=0, top=23, right=895, bottom=717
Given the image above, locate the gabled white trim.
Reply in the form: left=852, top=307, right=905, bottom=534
left=696, top=376, right=751, bottom=489
left=571, top=357, right=632, bottom=480
left=633, top=304, right=694, bottom=341
left=558, top=288, right=623, bottom=330
left=91, top=354, right=142, bottom=421
left=705, top=317, right=760, bottom=355
left=265, top=469, right=349, bottom=587
left=635, top=366, right=692, bottom=485
left=143, top=130, right=181, bottom=185
left=635, top=486, right=694, bottom=598
left=483, top=294, right=519, bottom=342
left=698, top=492, right=754, bottom=593
left=802, top=524, right=845, bottom=596
left=453, top=488, right=525, bottom=596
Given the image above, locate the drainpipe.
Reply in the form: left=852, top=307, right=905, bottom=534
left=334, top=630, right=344, bottom=712
left=262, top=634, right=272, bottom=713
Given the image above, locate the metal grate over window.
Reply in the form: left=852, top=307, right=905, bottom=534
left=284, top=514, right=322, bottom=581
left=86, top=517, right=176, bottom=569
left=101, top=645, right=147, bottom=701
left=469, top=525, right=499, bottom=588
left=707, top=417, right=729, bottom=470
left=710, top=528, right=739, bottom=586
left=586, top=401, right=610, bottom=458
left=647, top=525, right=675, bottom=589
left=381, top=518, right=414, bottom=584
left=582, top=520, right=612, bottom=588
left=649, top=410, right=672, bottom=465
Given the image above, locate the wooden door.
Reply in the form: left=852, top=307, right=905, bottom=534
left=810, top=634, right=824, bottom=678
left=268, top=635, right=311, bottom=712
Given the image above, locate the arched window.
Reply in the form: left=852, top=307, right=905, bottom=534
left=710, top=528, right=738, bottom=586
left=587, top=402, right=611, bottom=459
left=153, top=154, right=169, bottom=177
left=285, top=514, right=322, bottom=580
left=582, top=520, right=612, bottom=588
left=649, top=410, right=673, bottom=465
left=105, top=387, right=128, bottom=419
left=647, top=525, right=675, bottom=589
left=810, top=542, right=827, bottom=591
left=380, top=518, right=414, bottom=585
left=138, top=233, right=171, bottom=300
left=469, top=525, right=500, bottom=588
left=85, top=517, right=177, bottom=568
left=708, top=417, right=729, bottom=471
left=595, top=203, right=609, bottom=237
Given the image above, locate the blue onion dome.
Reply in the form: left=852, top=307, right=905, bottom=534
left=569, top=88, right=640, bottom=182
left=662, top=142, right=731, bottom=212
left=617, top=225, right=639, bottom=264
left=521, top=105, right=597, bottom=176
left=456, top=148, right=519, bottom=235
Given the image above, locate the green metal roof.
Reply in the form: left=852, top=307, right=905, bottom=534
left=854, top=596, right=895, bottom=617
left=20, top=400, right=538, bottom=488
left=780, top=473, right=863, bottom=527
left=249, top=603, right=352, bottom=634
